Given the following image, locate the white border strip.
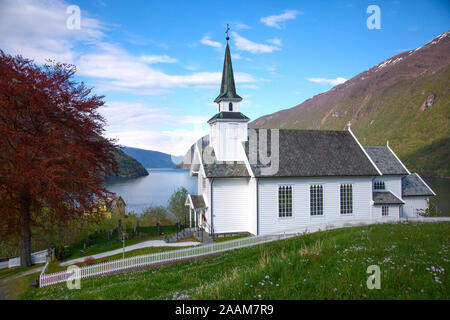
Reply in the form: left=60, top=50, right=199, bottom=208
left=386, top=143, right=411, bottom=175
left=348, top=127, right=383, bottom=176
left=240, top=141, right=255, bottom=178
left=414, top=172, right=436, bottom=196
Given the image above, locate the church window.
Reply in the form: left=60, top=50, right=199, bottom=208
left=340, top=184, right=353, bottom=214
left=278, top=185, right=292, bottom=218
left=374, top=181, right=385, bottom=190
left=310, top=185, right=323, bottom=216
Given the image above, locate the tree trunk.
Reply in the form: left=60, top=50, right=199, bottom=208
left=118, top=219, right=122, bottom=241
left=20, top=197, right=32, bottom=267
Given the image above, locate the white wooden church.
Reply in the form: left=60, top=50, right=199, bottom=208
left=185, top=38, right=435, bottom=237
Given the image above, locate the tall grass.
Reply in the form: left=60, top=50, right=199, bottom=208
left=22, top=221, right=449, bottom=300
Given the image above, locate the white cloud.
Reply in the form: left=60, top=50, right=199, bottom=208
left=74, top=42, right=260, bottom=95
left=235, top=23, right=251, bottom=30
left=0, top=1, right=261, bottom=95
left=100, top=101, right=210, bottom=155
left=232, top=53, right=252, bottom=61
left=0, top=0, right=104, bottom=63
left=232, top=32, right=280, bottom=54
left=200, top=35, right=222, bottom=48
left=261, top=10, right=302, bottom=29
left=140, top=55, right=178, bottom=64
left=307, top=77, right=347, bottom=85
left=267, top=38, right=282, bottom=46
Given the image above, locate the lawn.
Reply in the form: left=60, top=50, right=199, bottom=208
left=45, top=245, right=194, bottom=274
left=21, top=221, right=449, bottom=300
left=213, top=235, right=249, bottom=243
left=61, top=225, right=182, bottom=261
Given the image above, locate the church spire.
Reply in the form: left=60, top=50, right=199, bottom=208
left=214, top=29, right=242, bottom=103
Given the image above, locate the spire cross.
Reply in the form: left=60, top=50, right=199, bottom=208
left=225, top=24, right=230, bottom=41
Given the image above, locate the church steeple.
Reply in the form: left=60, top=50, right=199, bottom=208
left=208, top=25, right=249, bottom=162
left=214, top=42, right=242, bottom=103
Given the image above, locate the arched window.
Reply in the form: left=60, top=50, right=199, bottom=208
left=229, top=102, right=233, bottom=111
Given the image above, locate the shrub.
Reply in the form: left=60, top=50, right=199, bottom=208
left=84, top=256, right=96, bottom=265
left=54, top=243, right=69, bottom=260
left=100, top=258, right=108, bottom=263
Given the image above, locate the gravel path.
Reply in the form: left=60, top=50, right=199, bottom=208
left=59, top=240, right=201, bottom=267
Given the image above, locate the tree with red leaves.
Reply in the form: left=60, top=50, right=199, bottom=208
left=0, top=51, right=117, bottom=267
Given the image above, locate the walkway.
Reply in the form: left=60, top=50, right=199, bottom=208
left=59, top=240, right=201, bottom=267
left=402, top=216, right=450, bottom=222
left=0, top=266, right=44, bottom=300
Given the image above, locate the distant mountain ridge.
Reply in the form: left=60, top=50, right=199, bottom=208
left=251, top=31, right=450, bottom=177
left=122, top=146, right=180, bottom=168
left=106, top=148, right=149, bottom=180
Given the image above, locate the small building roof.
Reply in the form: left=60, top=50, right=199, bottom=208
left=189, top=195, right=206, bottom=209
left=373, top=191, right=405, bottom=205
left=402, top=173, right=435, bottom=197
left=246, top=129, right=380, bottom=177
left=364, top=146, right=408, bottom=175
left=207, top=111, right=249, bottom=124
left=185, top=135, right=250, bottom=178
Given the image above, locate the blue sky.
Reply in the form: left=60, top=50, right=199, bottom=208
left=0, top=0, right=448, bottom=155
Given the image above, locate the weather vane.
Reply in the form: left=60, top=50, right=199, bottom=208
left=225, top=24, right=230, bottom=41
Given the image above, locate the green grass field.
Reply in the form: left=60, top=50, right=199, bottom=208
left=64, top=225, right=182, bottom=260
left=20, top=221, right=449, bottom=300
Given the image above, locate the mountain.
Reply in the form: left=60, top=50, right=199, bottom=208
left=105, top=148, right=149, bottom=180
left=121, top=146, right=180, bottom=168
left=251, top=31, right=450, bottom=178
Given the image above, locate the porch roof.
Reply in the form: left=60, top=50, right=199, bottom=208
left=373, top=191, right=404, bottom=205
left=186, top=194, right=207, bottom=210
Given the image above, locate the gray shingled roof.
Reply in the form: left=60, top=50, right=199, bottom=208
left=190, top=195, right=206, bottom=209
left=373, top=191, right=404, bottom=205
left=184, top=135, right=250, bottom=178
left=364, top=146, right=408, bottom=175
left=185, top=129, right=381, bottom=178
left=245, top=129, right=380, bottom=177
left=402, top=173, right=435, bottom=197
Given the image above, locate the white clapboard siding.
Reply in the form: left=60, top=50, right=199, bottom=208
left=212, top=178, right=251, bottom=234
left=258, top=176, right=374, bottom=235
left=377, top=175, right=403, bottom=199
left=371, top=204, right=401, bottom=222
left=403, top=196, right=429, bottom=218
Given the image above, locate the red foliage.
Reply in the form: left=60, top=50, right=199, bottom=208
left=0, top=51, right=118, bottom=266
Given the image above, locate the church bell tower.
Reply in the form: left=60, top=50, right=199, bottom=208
left=208, top=26, right=249, bottom=161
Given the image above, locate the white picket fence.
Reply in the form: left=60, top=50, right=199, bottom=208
left=8, top=249, right=48, bottom=268
left=39, top=233, right=297, bottom=287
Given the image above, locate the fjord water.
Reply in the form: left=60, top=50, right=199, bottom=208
left=423, top=177, right=450, bottom=216
left=105, top=168, right=196, bottom=214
